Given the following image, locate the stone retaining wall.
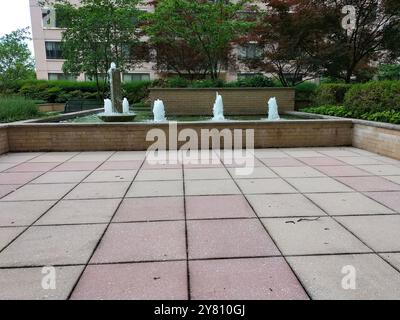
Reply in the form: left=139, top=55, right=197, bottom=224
left=149, top=88, right=295, bottom=115
left=0, top=126, right=8, bottom=155
left=4, top=120, right=352, bottom=152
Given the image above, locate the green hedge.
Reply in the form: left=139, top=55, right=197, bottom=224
left=295, top=82, right=318, bottom=101
left=301, top=105, right=400, bottom=125
left=0, top=96, right=41, bottom=123
left=313, top=83, right=352, bottom=106
left=344, top=81, right=400, bottom=114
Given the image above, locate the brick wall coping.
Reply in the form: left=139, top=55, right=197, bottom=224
left=290, top=111, right=400, bottom=131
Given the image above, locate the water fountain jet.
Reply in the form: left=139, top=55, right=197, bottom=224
left=212, top=92, right=225, bottom=121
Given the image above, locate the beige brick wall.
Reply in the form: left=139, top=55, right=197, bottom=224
left=0, top=126, right=9, bottom=155
left=149, top=88, right=295, bottom=115
left=353, top=123, right=400, bottom=160
left=6, top=120, right=352, bottom=152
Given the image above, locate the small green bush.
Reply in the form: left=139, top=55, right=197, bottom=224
left=122, top=81, right=152, bottom=104
left=0, top=96, right=41, bottom=123
left=295, top=82, right=318, bottom=101
left=301, top=104, right=400, bottom=125
left=227, top=75, right=274, bottom=88
left=377, top=64, right=400, bottom=81
left=344, top=81, right=400, bottom=114
left=191, top=79, right=225, bottom=88
left=313, top=83, right=352, bottom=106
left=165, top=76, right=189, bottom=88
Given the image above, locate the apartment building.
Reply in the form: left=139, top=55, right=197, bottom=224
left=29, top=0, right=261, bottom=82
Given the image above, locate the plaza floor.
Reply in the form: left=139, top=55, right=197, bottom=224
left=0, top=147, right=400, bottom=300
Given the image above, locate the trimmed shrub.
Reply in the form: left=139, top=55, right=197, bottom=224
left=295, top=82, right=318, bottom=101
left=227, top=75, right=274, bottom=88
left=164, top=76, right=189, bottom=88
left=191, top=78, right=225, bottom=88
left=313, top=83, right=352, bottom=106
left=122, top=81, right=152, bottom=104
left=344, top=81, right=400, bottom=114
left=0, top=96, right=41, bottom=123
left=301, top=104, right=400, bottom=125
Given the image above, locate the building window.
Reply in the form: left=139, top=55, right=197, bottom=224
left=45, top=42, right=63, bottom=59
left=123, top=73, right=150, bottom=82
left=238, top=43, right=262, bottom=60
left=42, top=8, right=64, bottom=28
left=48, top=73, right=77, bottom=81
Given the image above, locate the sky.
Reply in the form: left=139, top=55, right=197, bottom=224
left=0, top=0, right=34, bottom=52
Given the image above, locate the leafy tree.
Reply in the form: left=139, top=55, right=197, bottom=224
left=320, top=0, right=400, bottom=83
left=47, top=0, right=148, bottom=97
left=0, top=27, right=35, bottom=86
left=145, top=0, right=253, bottom=80
left=241, top=0, right=332, bottom=86
left=377, top=64, right=400, bottom=80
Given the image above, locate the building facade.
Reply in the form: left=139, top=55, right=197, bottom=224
left=29, top=0, right=261, bottom=82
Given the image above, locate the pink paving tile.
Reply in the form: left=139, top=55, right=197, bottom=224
left=141, top=161, right=182, bottom=170
left=187, top=219, right=279, bottom=259
left=6, top=162, right=60, bottom=173
left=0, top=172, right=42, bottom=185
left=314, top=165, right=371, bottom=177
left=336, top=176, right=400, bottom=192
left=52, top=161, right=102, bottom=172
left=113, top=197, right=184, bottom=222
left=0, top=201, right=55, bottom=226
left=260, top=158, right=305, bottom=167
left=71, top=261, right=187, bottom=300
left=186, top=195, right=256, bottom=219
left=190, top=257, right=308, bottom=300
left=299, top=157, right=346, bottom=166
left=97, top=160, right=142, bottom=171
left=0, top=185, right=19, bottom=198
left=90, top=221, right=186, bottom=263
left=0, top=227, right=25, bottom=251
left=364, top=192, right=400, bottom=212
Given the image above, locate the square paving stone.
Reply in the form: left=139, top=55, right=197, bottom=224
left=317, top=149, right=360, bottom=157
left=261, top=217, right=371, bottom=255
left=287, top=254, right=400, bottom=299
left=184, top=168, right=230, bottom=180
left=356, top=165, right=400, bottom=176
left=31, top=171, right=90, bottom=184
left=260, top=158, right=305, bottom=167
left=90, top=221, right=186, bottom=263
left=0, top=172, right=42, bottom=185
left=0, top=266, right=84, bottom=300
left=0, top=185, right=19, bottom=198
left=135, top=169, right=182, bottom=181
left=246, top=194, right=325, bottom=217
left=0, top=224, right=106, bottom=267
left=185, top=179, right=240, bottom=196
left=36, top=199, right=120, bottom=225
left=108, top=151, right=147, bottom=161
left=141, top=161, right=182, bottom=170
left=286, top=177, right=353, bottom=193
left=52, top=161, right=101, bottom=172
left=0, top=163, right=19, bottom=172
left=314, top=166, right=371, bottom=177
left=28, top=152, right=78, bottom=163
left=6, top=162, right=60, bottom=173
left=127, top=180, right=183, bottom=197
left=365, top=191, right=400, bottom=212
left=97, top=160, right=142, bottom=170
left=298, top=157, right=346, bottom=166
left=0, top=227, right=24, bottom=250
left=384, top=176, right=400, bottom=185
left=284, top=150, right=323, bottom=158
left=190, top=257, right=308, bottom=300
left=306, top=192, right=393, bottom=215
left=71, top=261, right=187, bottom=300
left=68, top=152, right=113, bottom=162
left=186, top=195, right=255, bottom=219
left=380, top=253, right=400, bottom=271
left=84, top=170, right=136, bottom=182
left=271, top=166, right=325, bottom=178
left=188, top=219, right=279, bottom=259
left=237, top=178, right=297, bottom=194
left=65, top=182, right=129, bottom=199
left=1, top=184, right=76, bottom=201
left=0, top=153, right=42, bottom=163
left=0, top=201, right=55, bottom=226
left=253, top=150, right=289, bottom=158
left=335, top=156, right=384, bottom=165
left=228, top=166, right=277, bottom=179
left=113, top=197, right=184, bottom=222
left=336, top=176, right=400, bottom=192
left=336, top=215, right=400, bottom=252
